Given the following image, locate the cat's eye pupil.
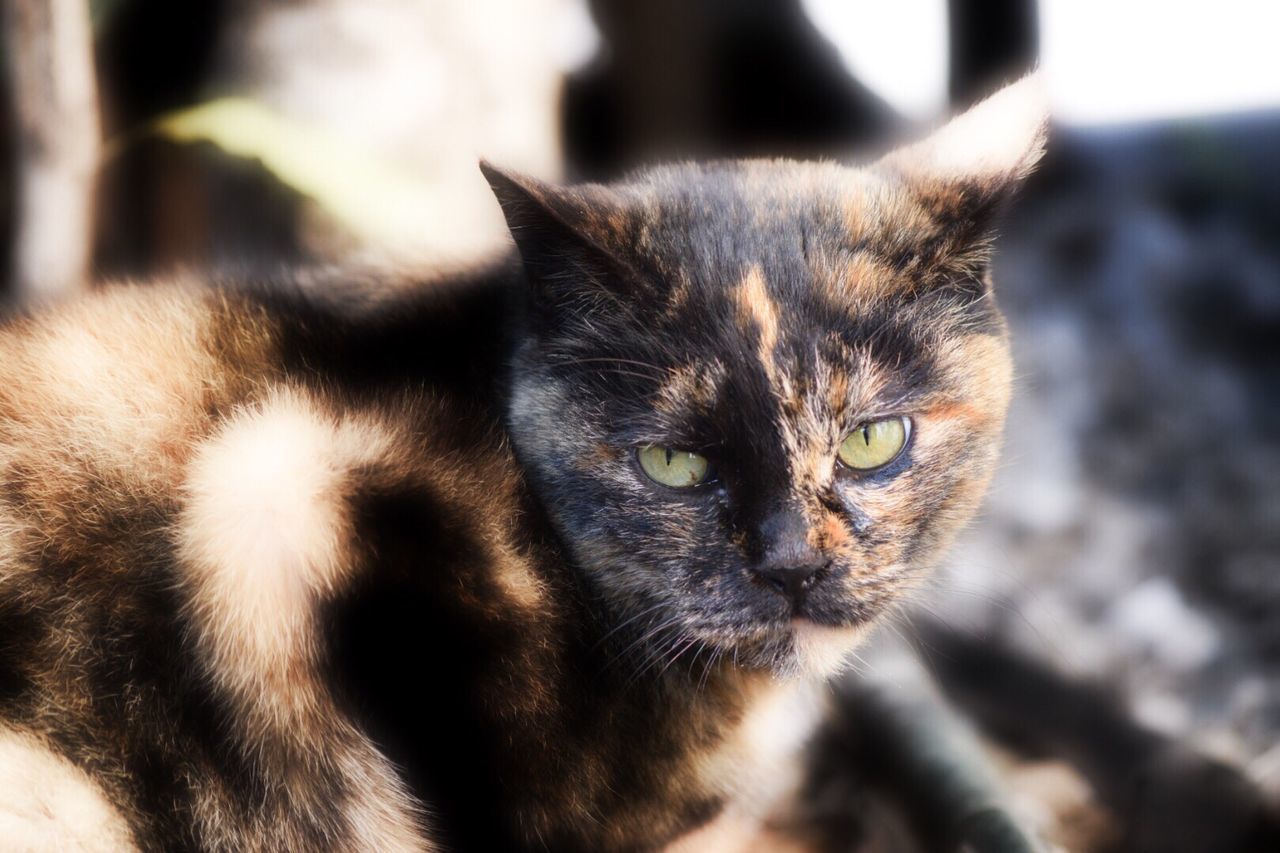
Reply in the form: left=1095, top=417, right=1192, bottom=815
left=838, top=417, right=910, bottom=472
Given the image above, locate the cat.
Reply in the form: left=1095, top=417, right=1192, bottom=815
left=0, top=76, right=1045, bottom=851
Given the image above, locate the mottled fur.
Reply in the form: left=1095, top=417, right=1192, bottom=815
left=0, top=79, right=1044, bottom=849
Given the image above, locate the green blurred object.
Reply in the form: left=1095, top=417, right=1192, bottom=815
left=153, top=98, right=434, bottom=251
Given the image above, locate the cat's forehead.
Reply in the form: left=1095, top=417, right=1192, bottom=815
left=600, top=161, right=983, bottom=334
left=649, top=262, right=931, bottom=422
left=610, top=168, right=952, bottom=372
left=617, top=161, right=916, bottom=267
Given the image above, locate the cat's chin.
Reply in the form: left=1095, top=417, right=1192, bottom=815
left=784, top=619, right=869, bottom=680
left=731, top=619, right=870, bottom=680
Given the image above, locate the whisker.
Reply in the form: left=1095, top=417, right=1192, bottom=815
left=554, top=357, right=671, bottom=374
left=696, top=645, right=726, bottom=696
left=610, top=613, right=686, bottom=677
left=656, top=637, right=701, bottom=681
left=593, top=602, right=668, bottom=650
left=626, top=626, right=690, bottom=688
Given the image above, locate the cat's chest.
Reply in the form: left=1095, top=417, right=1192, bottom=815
left=668, top=678, right=829, bottom=851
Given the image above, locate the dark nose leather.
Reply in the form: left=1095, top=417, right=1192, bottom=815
left=753, top=562, right=824, bottom=601
left=752, top=508, right=827, bottom=603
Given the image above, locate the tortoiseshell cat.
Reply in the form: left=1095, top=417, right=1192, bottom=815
left=0, top=78, right=1044, bottom=850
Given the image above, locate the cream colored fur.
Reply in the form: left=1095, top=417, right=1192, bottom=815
left=0, top=727, right=138, bottom=852
left=888, top=72, right=1049, bottom=183
left=178, top=387, right=429, bottom=851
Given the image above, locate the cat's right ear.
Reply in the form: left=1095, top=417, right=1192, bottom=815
left=480, top=162, right=637, bottom=304
left=878, top=73, right=1049, bottom=237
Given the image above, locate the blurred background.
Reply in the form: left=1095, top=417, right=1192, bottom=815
left=2, top=1, right=1278, bottom=850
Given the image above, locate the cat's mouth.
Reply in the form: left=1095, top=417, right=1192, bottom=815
left=682, top=604, right=880, bottom=678
left=703, top=617, right=870, bottom=678
left=774, top=591, right=884, bottom=635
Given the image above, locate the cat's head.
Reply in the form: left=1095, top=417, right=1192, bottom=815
left=487, top=77, right=1047, bottom=679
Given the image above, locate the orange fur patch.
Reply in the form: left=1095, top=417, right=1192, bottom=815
left=733, top=267, right=780, bottom=380
left=809, top=511, right=851, bottom=551
left=923, top=400, right=992, bottom=425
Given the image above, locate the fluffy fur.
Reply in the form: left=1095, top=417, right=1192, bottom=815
left=0, top=78, right=1045, bottom=850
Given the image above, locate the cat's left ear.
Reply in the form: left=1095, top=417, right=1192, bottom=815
left=879, top=73, right=1049, bottom=232
left=479, top=162, right=640, bottom=307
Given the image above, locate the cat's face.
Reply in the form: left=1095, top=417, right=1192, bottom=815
left=491, top=78, right=1045, bottom=678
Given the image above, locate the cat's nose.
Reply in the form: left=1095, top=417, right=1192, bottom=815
left=752, top=509, right=827, bottom=603
left=752, top=562, right=825, bottom=602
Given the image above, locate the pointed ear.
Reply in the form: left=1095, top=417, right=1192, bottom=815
left=479, top=161, right=637, bottom=304
left=880, top=73, right=1049, bottom=226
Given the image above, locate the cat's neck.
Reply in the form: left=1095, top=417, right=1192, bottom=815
left=516, top=539, right=826, bottom=849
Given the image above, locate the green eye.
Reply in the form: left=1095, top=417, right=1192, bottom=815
left=838, top=417, right=910, bottom=471
left=637, top=446, right=712, bottom=488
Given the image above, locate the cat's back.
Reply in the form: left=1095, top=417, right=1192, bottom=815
left=0, top=271, right=511, bottom=551
left=0, top=286, right=281, bottom=550
left=0, top=276, right=526, bottom=851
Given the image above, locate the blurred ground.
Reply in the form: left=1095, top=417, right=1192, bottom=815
left=936, top=112, right=1280, bottom=794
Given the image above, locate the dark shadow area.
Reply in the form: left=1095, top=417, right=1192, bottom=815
left=94, top=0, right=229, bottom=130
left=563, top=0, right=904, bottom=178
left=918, top=620, right=1280, bottom=853
left=94, top=137, right=308, bottom=279
left=948, top=0, right=1038, bottom=105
